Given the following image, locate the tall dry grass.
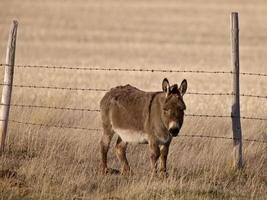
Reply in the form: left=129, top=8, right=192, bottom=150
left=0, top=0, right=267, bottom=199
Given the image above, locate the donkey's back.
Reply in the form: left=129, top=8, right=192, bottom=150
left=100, top=84, right=153, bottom=131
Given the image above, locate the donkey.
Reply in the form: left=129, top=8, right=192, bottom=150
left=100, top=78, right=187, bottom=175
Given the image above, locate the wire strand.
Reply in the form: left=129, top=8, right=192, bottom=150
left=185, top=113, right=267, bottom=121
left=6, top=119, right=100, bottom=131
left=4, top=119, right=267, bottom=144
left=0, top=63, right=234, bottom=74
left=2, top=103, right=267, bottom=122
left=1, top=83, right=267, bottom=99
left=179, top=134, right=267, bottom=144
left=0, top=103, right=101, bottom=112
left=0, top=83, right=107, bottom=92
left=1, top=63, right=267, bottom=77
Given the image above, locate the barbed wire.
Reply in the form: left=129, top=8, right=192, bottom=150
left=178, top=134, right=267, bottom=144
left=0, top=103, right=101, bottom=112
left=240, top=72, right=267, bottom=77
left=1, top=83, right=267, bottom=99
left=1, top=103, right=267, bottom=122
left=1, top=63, right=267, bottom=77
left=187, top=92, right=232, bottom=96
left=185, top=113, right=267, bottom=121
left=4, top=119, right=100, bottom=131
left=0, top=63, right=233, bottom=74
left=188, top=92, right=267, bottom=99
left=240, top=94, right=267, bottom=99
left=0, top=64, right=266, bottom=147
left=0, top=83, right=108, bottom=92
left=186, top=113, right=230, bottom=118
left=240, top=116, right=267, bottom=121
left=4, top=119, right=267, bottom=144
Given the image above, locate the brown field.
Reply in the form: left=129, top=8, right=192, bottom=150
left=0, top=0, right=267, bottom=199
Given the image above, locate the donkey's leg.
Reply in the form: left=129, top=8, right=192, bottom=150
left=100, top=127, right=114, bottom=174
left=115, top=136, right=130, bottom=175
left=159, top=143, right=170, bottom=177
left=148, top=142, right=160, bottom=174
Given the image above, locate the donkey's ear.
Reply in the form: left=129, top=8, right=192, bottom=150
left=179, top=79, right=187, bottom=96
left=162, top=78, right=170, bottom=95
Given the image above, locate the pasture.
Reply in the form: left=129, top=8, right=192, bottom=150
left=0, top=0, right=267, bottom=199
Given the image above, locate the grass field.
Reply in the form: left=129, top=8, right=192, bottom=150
left=0, top=0, right=267, bottom=199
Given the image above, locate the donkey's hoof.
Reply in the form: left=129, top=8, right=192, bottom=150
left=103, top=168, right=120, bottom=175
left=159, top=171, right=169, bottom=179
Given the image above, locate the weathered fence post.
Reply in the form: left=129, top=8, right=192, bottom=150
left=230, top=13, right=243, bottom=169
left=0, top=20, right=18, bottom=153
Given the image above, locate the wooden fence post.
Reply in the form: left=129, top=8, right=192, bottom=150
left=230, top=13, right=243, bottom=169
left=0, top=20, right=18, bottom=153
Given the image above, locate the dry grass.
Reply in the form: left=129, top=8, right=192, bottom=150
left=0, top=0, right=267, bottom=199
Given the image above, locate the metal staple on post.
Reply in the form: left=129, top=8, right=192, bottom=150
left=230, top=12, right=243, bottom=169
left=0, top=20, right=18, bottom=153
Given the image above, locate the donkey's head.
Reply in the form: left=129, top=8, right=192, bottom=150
left=161, top=78, right=187, bottom=137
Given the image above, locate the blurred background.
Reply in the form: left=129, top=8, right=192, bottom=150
left=1, top=0, right=267, bottom=70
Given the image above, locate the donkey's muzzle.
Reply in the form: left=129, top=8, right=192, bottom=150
left=169, top=127, right=180, bottom=137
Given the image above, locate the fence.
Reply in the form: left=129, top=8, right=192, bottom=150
left=0, top=13, right=266, bottom=169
